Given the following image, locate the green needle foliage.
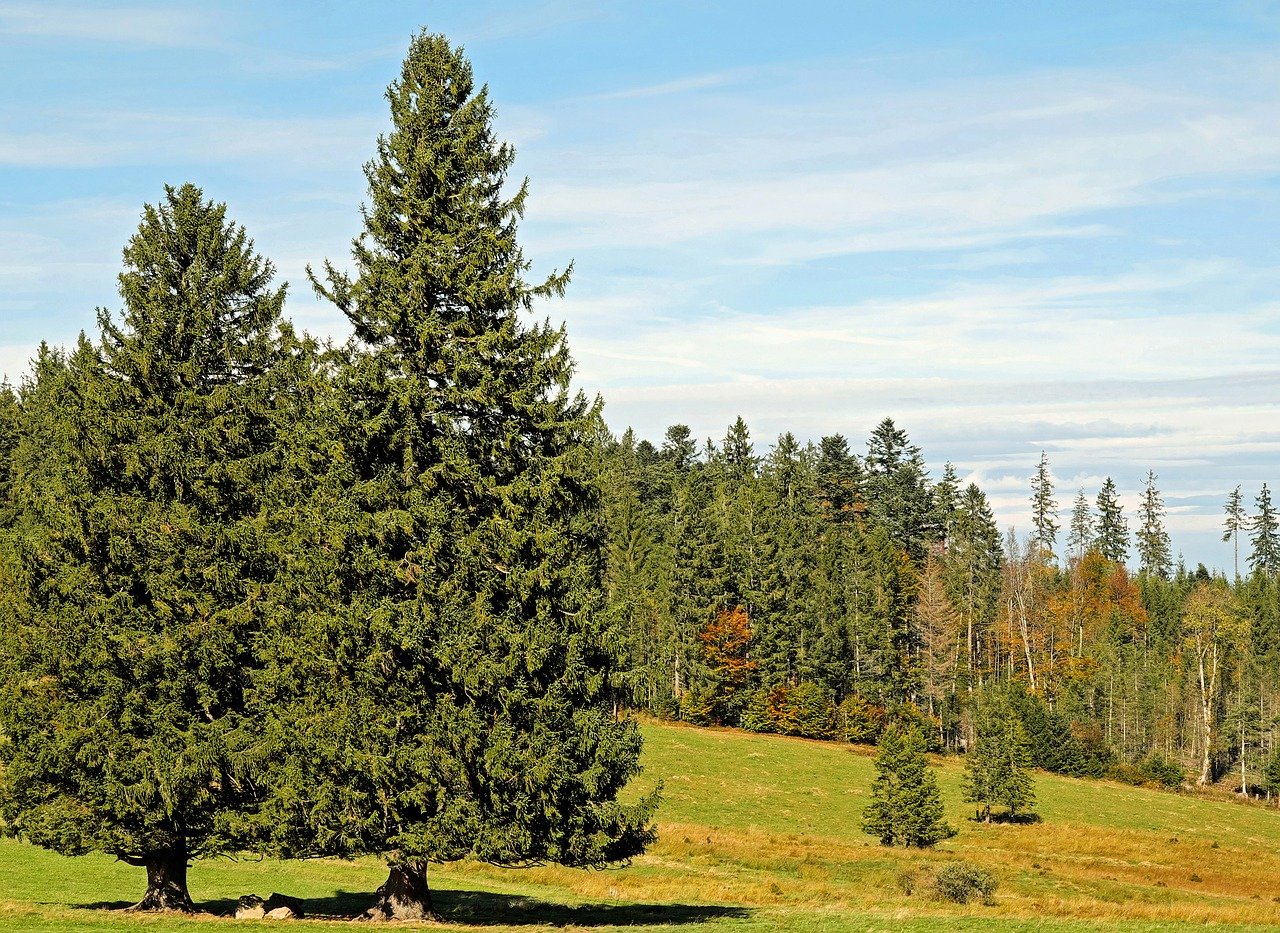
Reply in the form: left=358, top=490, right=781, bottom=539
left=254, top=31, right=657, bottom=921
left=963, top=691, right=1036, bottom=822
left=861, top=722, right=954, bottom=847
left=0, top=185, right=301, bottom=910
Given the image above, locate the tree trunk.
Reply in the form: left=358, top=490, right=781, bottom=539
left=364, top=860, right=439, bottom=922
left=127, top=846, right=193, bottom=912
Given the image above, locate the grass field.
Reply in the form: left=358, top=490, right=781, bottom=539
left=5, top=719, right=1280, bottom=931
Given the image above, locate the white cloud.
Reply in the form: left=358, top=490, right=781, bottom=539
left=0, top=3, right=216, bottom=47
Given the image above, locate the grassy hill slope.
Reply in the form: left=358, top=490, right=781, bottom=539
left=4, top=719, right=1280, bottom=931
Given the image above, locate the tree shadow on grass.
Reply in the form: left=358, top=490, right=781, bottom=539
left=968, top=811, right=1043, bottom=825
left=76, top=888, right=752, bottom=927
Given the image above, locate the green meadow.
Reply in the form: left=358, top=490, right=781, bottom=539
left=5, top=719, right=1280, bottom=932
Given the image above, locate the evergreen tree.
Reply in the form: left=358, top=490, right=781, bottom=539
left=861, top=723, right=953, bottom=847
left=1094, top=478, right=1129, bottom=564
left=963, top=692, right=1036, bottom=821
left=263, top=33, right=656, bottom=919
left=0, top=379, right=17, bottom=526
left=1137, top=470, right=1172, bottom=578
left=1029, top=451, right=1058, bottom=557
left=1223, top=485, right=1247, bottom=580
left=864, top=418, right=937, bottom=563
left=0, top=186, right=298, bottom=910
left=722, top=415, right=758, bottom=480
left=816, top=433, right=862, bottom=526
left=1067, top=489, right=1093, bottom=560
left=1251, top=484, right=1280, bottom=576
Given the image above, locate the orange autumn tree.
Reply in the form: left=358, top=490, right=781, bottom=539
left=695, top=606, right=757, bottom=724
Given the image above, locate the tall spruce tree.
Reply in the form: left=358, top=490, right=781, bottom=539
left=1223, top=485, right=1247, bottom=580
left=1067, top=489, right=1093, bottom=560
left=0, top=186, right=296, bottom=910
left=962, top=692, right=1036, bottom=822
left=864, top=418, right=937, bottom=563
left=1137, top=471, right=1173, bottom=578
left=861, top=723, right=953, bottom=847
left=0, top=379, right=17, bottom=527
left=1029, top=451, right=1058, bottom=558
left=1251, top=484, right=1280, bottom=576
left=260, top=32, right=656, bottom=920
left=1094, top=478, right=1129, bottom=564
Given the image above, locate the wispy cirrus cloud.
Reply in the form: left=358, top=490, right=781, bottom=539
left=0, top=2, right=218, bottom=47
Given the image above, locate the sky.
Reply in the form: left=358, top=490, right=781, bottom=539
left=2, top=1, right=1279, bottom=571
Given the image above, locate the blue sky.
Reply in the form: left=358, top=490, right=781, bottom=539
left=3, top=1, right=1279, bottom=570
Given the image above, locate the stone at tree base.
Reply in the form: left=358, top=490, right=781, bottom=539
left=235, top=894, right=266, bottom=919
left=264, top=893, right=303, bottom=919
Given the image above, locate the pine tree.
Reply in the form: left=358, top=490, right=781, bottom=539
left=1251, top=484, right=1280, bottom=576
left=1029, top=451, right=1058, bottom=558
left=0, top=186, right=298, bottom=911
left=260, top=33, right=656, bottom=919
left=1137, top=470, right=1172, bottom=578
left=861, top=723, right=954, bottom=847
left=963, top=692, right=1036, bottom=821
left=1067, top=489, right=1093, bottom=560
left=1223, top=485, right=1247, bottom=580
left=1094, top=478, right=1129, bottom=564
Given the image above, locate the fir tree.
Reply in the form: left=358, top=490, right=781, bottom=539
left=1137, top=470, right=1172, bottom=578
left=861, top=723, right=954, bottom=847
left=1094, top=478, right=1129, bottom=564
left=1251, top=484, right=1280, bottom=576
left=1067, top=489, right=1093, bottom=560
left=1223, top=485, right=1247, bottom=580
left=261, top=33, right=657, bottom=919
left=1029, top=451, right=1058, bottom=558
left=0, top=185, right=297, bottom=910
left=963, top=692, right=1036, bottom=821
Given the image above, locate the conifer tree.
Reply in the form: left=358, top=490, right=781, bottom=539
left=1029, top=451, right=1058, bottom=557
left=864, top=418, right=937, bottom=563
left=1094, top=478, right=1129, bottom=563
left=260, top=32, right=656, bottom=920
left=963, top=692, right=1036, bottom=822
left=1223, top=485, right=1247, bottom=580
left=0, top=380, right=17, bottom=526
left=816, top=433, right=863, bottom=526
left=1137, top=470, right=1173, bottom=578
left=1251, top=484, right=1280, bottom=576
left=0, top=185, right=297, bottom=911
left=861, top=723, right=953, bottom=847
left=1067, top=489, right=1093, bottom=560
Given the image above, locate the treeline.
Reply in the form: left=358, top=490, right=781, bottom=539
left=599, top=421, right=1280, bottom=792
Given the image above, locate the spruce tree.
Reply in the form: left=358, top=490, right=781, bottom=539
left=963, top=692, right=1036, bottom=822
left=1251, top=484, right=1280, bottom=576
left=1067, top=489, right=1093, bottom=560
left=0, top=185, right=296, bottom=910
left=1223, top=485, right=1247, bottom=580
left=861, top=723, right=953, bottom=847
left=259, top=32, right=656, bottom=920
left=1029, top=451, right=1058, bottom=558
left=1137, top=470, right=1173, bottom=578
left=0, top=379, right=17, bottom=526
left=864, top=418, right=937, bottom=563
left=1094, top=478, right=1129, bottom=564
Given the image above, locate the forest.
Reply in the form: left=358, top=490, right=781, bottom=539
left=598, top=417, right=1280, bottom=791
